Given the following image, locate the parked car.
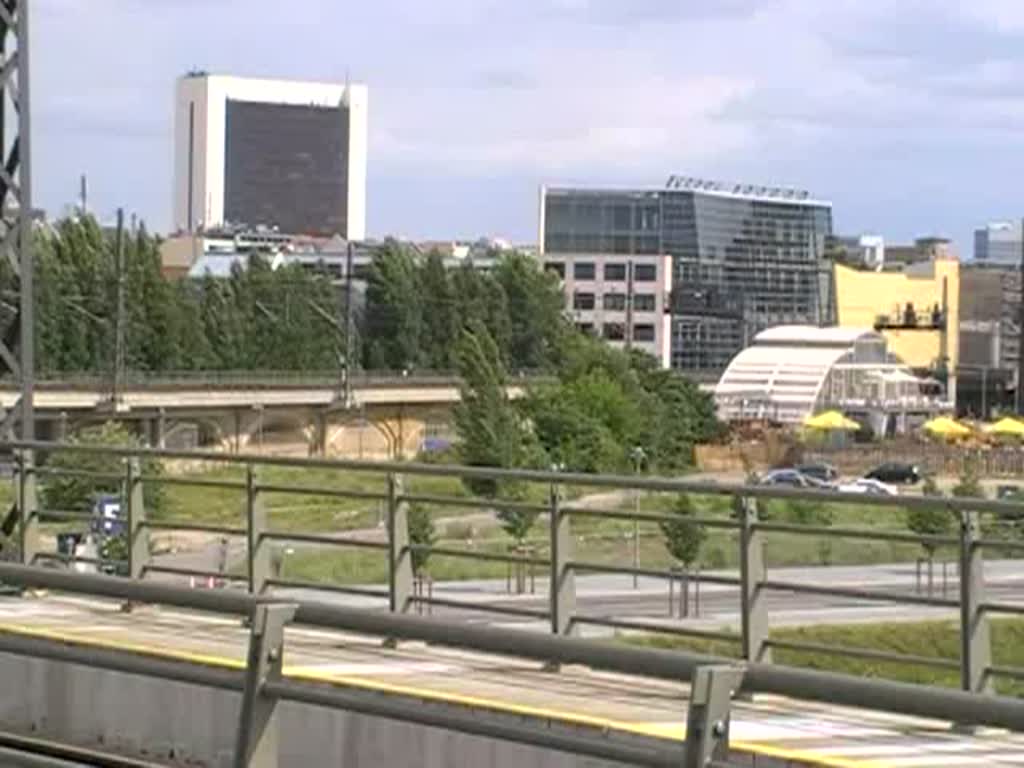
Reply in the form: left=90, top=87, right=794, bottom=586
left=758, top=469, right=832, bottom=489
left=864, top=462, right=920, bottom=485
left=796, top=463, right=839, bottom=483
left=837, top=478, right=898, bottom=496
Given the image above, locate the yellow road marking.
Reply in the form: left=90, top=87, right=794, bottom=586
left=0, top=622, right=883, bottom=768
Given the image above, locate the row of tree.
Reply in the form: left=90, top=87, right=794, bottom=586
left=10, top=216, right=571, bottom=377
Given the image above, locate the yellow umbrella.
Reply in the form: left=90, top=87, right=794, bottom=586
left=803, top=410, right=861, bottom=431
left=922, top=416, right=971, bottom=438
left=984, top=416, right=1024, bottom=436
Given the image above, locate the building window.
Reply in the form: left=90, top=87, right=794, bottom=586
left=633, top=293, right=656, bottom=312
left=604, top=263, right=627, bottom=281
left=634, top=263, right=657, bottom=282
left=544, top=262, right=565, bottom=278
left=603, top=293, right=627, bottom=311
left=577, top=323, right=595, bottom=336
left=603, top=323, right=626, bottom=341
left=633, top=324, right=656, bottom=342
left=573, top=292, right=595, bottom=310
left=573, top=262, right=596, bottom=280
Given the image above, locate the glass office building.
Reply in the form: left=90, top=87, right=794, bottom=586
left=540, top=178, right=833, bottom=372
left=974, top=221, right=1023, bottom=266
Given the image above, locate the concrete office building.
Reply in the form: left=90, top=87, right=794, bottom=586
left=173, top=73, right=368, bottom=239
left=540, top=177, right=833, bottom=373
left=543, top=253, right=673, bottom=367
left=974, top=221, right=1023, bottom=265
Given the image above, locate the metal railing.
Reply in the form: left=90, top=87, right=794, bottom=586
left=0, top=564, right=745, bottom=768
left=2, top=441, right=1024, bottom=731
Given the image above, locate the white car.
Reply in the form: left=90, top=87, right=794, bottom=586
left=837, top=478, right=898, bottom=496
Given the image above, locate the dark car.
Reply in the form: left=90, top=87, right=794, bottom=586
left=797, top=463, right=839, bottom=483
left=864, top=462, right=920, bottom=485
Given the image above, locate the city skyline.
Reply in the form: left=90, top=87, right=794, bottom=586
left=35, top=0, right=1024, bottom=252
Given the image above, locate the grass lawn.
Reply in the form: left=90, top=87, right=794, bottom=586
left=624, top=618, right=1024, bottom=697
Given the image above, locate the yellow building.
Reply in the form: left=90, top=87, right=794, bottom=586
left=833, top=259, right=959, bottom=374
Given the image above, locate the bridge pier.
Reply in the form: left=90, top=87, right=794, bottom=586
left=146, top=409, right=166, bottom=449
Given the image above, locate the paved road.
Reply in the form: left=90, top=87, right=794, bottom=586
left=269, top=559, right=1024, bottom=636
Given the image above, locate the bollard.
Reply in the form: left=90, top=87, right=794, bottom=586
left=738, top=496, right=770, bottom=664
left=386, top=473, right=412, bottom=615
left=548, top=481, right=576, bottom=638
left=246, top=465, right=269, bottom=595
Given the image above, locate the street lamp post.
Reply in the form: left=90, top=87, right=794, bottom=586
left=629, top=446, right=646, bottom=589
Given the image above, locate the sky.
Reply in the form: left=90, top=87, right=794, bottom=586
left=32, top=0, right=1024, bottom=255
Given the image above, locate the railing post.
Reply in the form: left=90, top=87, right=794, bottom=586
left=126, top=457, right=147, bottom=581
left=682, top=664, right=745, bottom=768
left=738, top=495, right=770, bottom=663
left=387, top=473, right=412, bottom=615
left=16, top=449, right=38, bottom=566
left=549, top=480, right=576, bottom=637
left=234, top=601, right=296, bottom=768
left=246, top=465, right=269, bottom=595
left=958, top=508, right=992, bottom=696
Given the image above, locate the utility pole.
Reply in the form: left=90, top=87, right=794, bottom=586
left=342, top=240, right=355, bottom=407
left=79, top=173, right=87, bottom=214
left=0, top=1, right=35, bottom=442
left=113, top=208, right=126, bottom=407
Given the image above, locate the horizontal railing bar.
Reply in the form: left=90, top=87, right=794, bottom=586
left=32, top=466, right=123, bottom=482
left=143, top=521, right=246, bottom=536
left=141, top=564, right=244, bottom=582
left=760, top=579, right=960, bottom=608
left=410, top=596, right=549, bottom=619
left=570, top=615, right=740, bottom=644
left=139, top=474, right=246, bottom=491
left=568, top=560, right=742, bottom=587
left=262, top=531, right=388, bottom=550
left=754, top=521, right=958, bottom=547
left=10, top=440, right=1024, bottom=517
left=266, top=678, right=679, bottom=768
left=2, top=563, right=1023, bottom=731
left=265, top=578, right=389, bottom=599
left=980, top=601, right=1024, bottom=617
left=399, top=493, right=548, bottom=515
left=988, top=664, right=1024, bottom=681
left=411, top=545, right=548, bottom=566
left=564, top=507, right=740, bottom=530
left=258, top=483, right=388, bottom=502
left=0, top=731, right=165, bottom=768
left=764, top=638, right=961, bottom=670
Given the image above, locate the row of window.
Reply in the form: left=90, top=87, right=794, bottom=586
left=545, top=262, right=659, bottom=281
left=577, top=322, right=657, bottom=342
left=572, top=292, right=658, bottom=311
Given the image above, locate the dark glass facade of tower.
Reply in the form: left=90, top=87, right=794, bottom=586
left=224, top=100, right=349, bottom=236
left=543, top=186, right=833, bottom=372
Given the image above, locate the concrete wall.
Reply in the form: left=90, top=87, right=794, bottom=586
left=0, top=654, right=800, bottom=768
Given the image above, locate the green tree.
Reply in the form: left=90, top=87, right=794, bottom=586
left=41, top=422, right=165, bottom=517
left=782, top=500, right=835, bottom=564
left=407, top=503, right=436, bottom=576
left=952, top=466, right=983, bottom=499
left=907, top=477, right=953, bottom=560
left=420, top=251, right=459, bottom=369
left=492, top=252, right=566, bottom=370
left=660, top=494, right=706, bottom=569
left=362, top=241, right=423, bottom=369
left=452, top=322, right=544, bottom=540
